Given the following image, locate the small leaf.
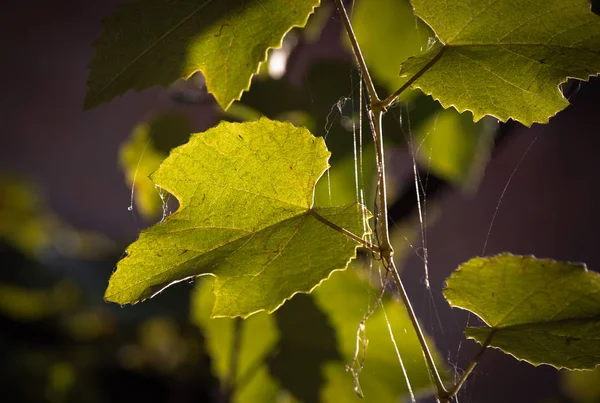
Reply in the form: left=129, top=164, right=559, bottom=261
left=413, top=109, right=496, bottom=186
left=191, top=278, right=280, bottom=402
left=444, top=253, right=600, bottom=370
left=402, top=0, right=600, bottom=125
left=106, top=118, right=368, bottom=317
left=86, top=0, right=319, bottom=110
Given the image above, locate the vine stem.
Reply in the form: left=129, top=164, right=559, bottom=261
left=374, top=110, right=449, bottom=400
left=381, top=46, right=446, bottom=108
left=447, top=331, right=493, bottom=398
left=332, top=0, right=449, bottom=400
left=309, top=209, right=380, bottom=253
left=332, top=0, right=379, bottom=105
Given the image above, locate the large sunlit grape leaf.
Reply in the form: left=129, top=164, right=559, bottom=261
left=401, top=0, right=600, bottom=125
left=191, top=278, right=281, bottom=402
left=351, top=0, right=431, bottom=94
left=85, top=0, right=319, bottom=110
left=314, top=267, right=442, bottom=401
left=106, top=118, right=368, bottom=318
left=444, top=253, right=600, bottom=369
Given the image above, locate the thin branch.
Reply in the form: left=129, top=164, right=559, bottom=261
left=388, top=258, right=449, bottom=400
left=448, top=330, right=494, bottom=398
left=381, top=46, right=447, bottom=108
left=309, top=209, right=380, bottom=253
left=332, top=0, right=380, bottom=104
left=333, top=0, right=448, bottom=399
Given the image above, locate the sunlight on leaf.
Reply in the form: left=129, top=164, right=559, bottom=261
left=444, top=253, right=600, bottom=370
left=106, top=118, right=369, bottom=317
left=86, top=0, right=320, bottom=110
left=402, top=0, right=600, bottom=125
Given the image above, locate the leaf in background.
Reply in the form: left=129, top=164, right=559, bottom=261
left=191, top=278, right=280, bottom=402
left=268, top=294, right=341, bottom=403
left=314, top=267, right=441, bottom=401
left=86, top=0, right=320, bottom=110
left=562, top=366, right=600, bottom=403
left=0, top=282, right=79, bottom=321
left=401, top=0, right=600, bottom=125
left=444, top=253, right=600, bottom=370
left=351, top=0, right=431, bottom=95
left=0, top=177, right=114, bottom=260
left=119, top=113, right=193, bottom=219
left=106, top=118, right=368, bottom=317
left=413, top=109, right=496, bottom=186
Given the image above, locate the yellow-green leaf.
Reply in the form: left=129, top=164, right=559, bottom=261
left=444, top=253, right=600, bottom=370
left=402, top=0, right=600, bottom=125
left=86, top=0, right=319, bottom=110
left=106, top=118, right=368, bottom=317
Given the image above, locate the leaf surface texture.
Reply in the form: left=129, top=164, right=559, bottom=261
left=444, top=253, right=600, bottom=369
left=402, top=0, right=600, bottom=125
left=106, top=118, right=367, bottom=318
left=86, top=0, right=319, bottom=109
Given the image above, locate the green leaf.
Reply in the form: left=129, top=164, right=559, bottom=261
left=106, top=118, right=368, bottom=317
left=562, top=366, right=600, bottom=403
left=86, top=0, right=319, bottom=110
left=351, top=0, right=431, bottom=94
left=444, top=253, right=600, bottom=370
left=119, top=113, right=193, bottom=219
left=191, top=278, right=281, bottom=402
left=413, top=109, right=496, bottom=185
left=401, top=0, right=600, bottom=125
left=313, top=267, right=441, bottom=401
left=268, top=294, right=341, bottom=403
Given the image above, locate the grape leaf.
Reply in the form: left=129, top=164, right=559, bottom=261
left=191, top=278, right=281, bottom=402
left=85, top=0, right=319, bottom=110
left=401, top=0, right=600, bottom=125
left=106, top=118, right=368, bottom=318
left=444, top=253, right=600, bottom=370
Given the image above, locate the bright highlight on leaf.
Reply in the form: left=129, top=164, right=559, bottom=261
left=402, top=0, right=600, bottom=125
left=444, top=253, right=600, bottom=370
left=106, top=118, right=369, bottom=318
left=85, top=0, right=319, bottom=110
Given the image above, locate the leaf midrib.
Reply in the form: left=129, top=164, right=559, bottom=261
left=109, top=207, right=358, bottom=299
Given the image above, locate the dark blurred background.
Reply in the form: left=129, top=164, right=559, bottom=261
left=1, top=1, right=600, bottom=402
